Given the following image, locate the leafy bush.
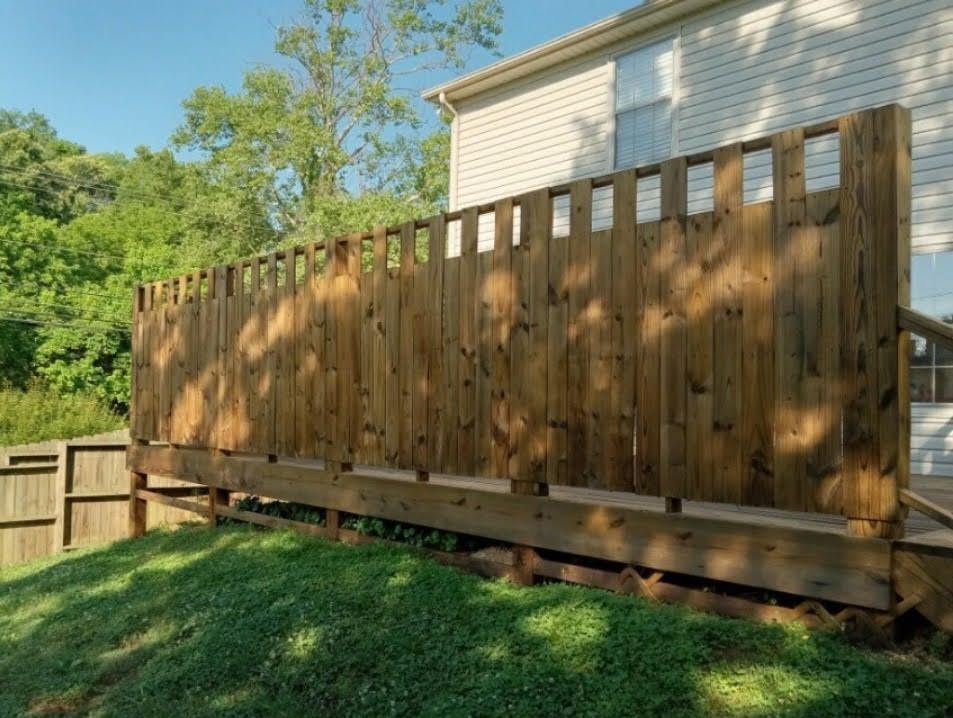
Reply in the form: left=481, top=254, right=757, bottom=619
left=229, top=495, right=325, bottom=526
left=0, top=383, right=124, bottom=446
left=228, top=495, right=468, bottom=553
left=342, top=515, right=465, bottom=553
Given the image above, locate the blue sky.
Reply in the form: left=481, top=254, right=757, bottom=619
left=0, top=0, right=637, bottom=157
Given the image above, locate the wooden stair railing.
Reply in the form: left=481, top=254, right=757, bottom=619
left=898, top=489, right=953, bottom=531
left=898, top=305, right=953, bottom=351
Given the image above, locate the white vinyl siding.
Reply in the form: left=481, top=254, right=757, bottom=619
left=448, top=0, right=953, bottom=474
left=678, top=0, right=953, bottom=254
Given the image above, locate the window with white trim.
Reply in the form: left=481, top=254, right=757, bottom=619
left=614, top=38, right=675, bottom=170
left=910, top=251, right=953, bottom=404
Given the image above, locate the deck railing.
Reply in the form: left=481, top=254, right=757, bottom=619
left=130, top=104, right=912, bottom=537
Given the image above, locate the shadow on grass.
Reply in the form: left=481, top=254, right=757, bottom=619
left=0, top=526, right=951, bottom=717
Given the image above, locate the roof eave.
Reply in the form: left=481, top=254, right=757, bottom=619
left=423, top=0, right=717, bottom=104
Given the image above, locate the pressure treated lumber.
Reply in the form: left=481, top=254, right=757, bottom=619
left=127, top=445, right=893, bottom=610
left=127, top=104, right=912, bottom=523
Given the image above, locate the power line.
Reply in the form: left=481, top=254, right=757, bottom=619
left=0, top=163, right=277, bottom=236
left=0, top=313, right=131, bottom=334
left=15, top=283, right=130, bottom=302
left=0, top=162, right=175, bottom=205
left=0, top=301, right=130, bottom=327
left=0, top=233, right=127, bottom=262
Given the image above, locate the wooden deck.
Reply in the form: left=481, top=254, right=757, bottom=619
left=360, top=466, right=953, bottom=538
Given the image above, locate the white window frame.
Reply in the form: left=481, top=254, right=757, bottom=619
left=607, top=31, right=681, bottom=173
left=911, top=249, right=953, bottom=406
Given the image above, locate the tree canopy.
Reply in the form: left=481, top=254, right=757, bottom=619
left=0, top=0, right=502, bottom=414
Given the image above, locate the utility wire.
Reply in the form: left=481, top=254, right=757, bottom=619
left=0, top=163, right=276, bottom=236
left=17, top=283, right=132, bottom=301
left=15, top=283, right=130, bottom=302
left=0, top=233, right=126, bottom=262
left=0, top=301, right=130, bottom=327
left=0, top=313, right=131, bottom=334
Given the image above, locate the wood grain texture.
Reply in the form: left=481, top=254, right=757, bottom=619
left=659, top=159, right=688, bottom=499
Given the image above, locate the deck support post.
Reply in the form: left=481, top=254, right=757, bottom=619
left=129, top=438, right=149, bottom=538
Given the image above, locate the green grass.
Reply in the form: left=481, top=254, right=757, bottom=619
left=0, top=526, right=950, bottom=717
left=0, top=384, right=124, bottom=446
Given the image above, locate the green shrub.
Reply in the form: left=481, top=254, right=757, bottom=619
left=228, top=495, right=325, bottom=526
left=342, top=515, right=466, bottom=553
left=0, top=383, right=124, bottom=446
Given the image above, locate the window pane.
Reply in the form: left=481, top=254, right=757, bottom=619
left=910, top=368, right=933, bottom=403
left=937, top=335, right=953, bottom=366
left=912, top=250, right=953, bottom=319
left=615, top=101, right=672, bottom=169
left=910, top=335, right=933, bottom=366
left=615, top=39, right=674, bottom=112
left=936, top=368, right=953, bottom=403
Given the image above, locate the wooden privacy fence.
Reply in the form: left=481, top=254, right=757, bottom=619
left=131, top=104, right=912, bottom=536
left=0, top=435, right=201, bottom=566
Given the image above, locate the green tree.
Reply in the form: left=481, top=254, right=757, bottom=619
left=173, top=0, right=501, bottom=239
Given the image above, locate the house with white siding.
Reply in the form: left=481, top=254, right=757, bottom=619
left=423, top=0, right=953, bottom=477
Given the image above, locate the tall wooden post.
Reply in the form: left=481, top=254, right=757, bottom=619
left=839, top=104, right=911, bottom=539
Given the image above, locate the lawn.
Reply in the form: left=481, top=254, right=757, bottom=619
left=0, top=525, right=951, bottom=717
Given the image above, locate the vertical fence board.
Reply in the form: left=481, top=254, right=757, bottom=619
left=384, top=251, right=401, bottom=466
left=160, top=279, right=175, bottom=444
left=566, top=181, right=591, bottom=486
left=238, top=261, right=257, bottom=452
left=476, top=247, right=494, bottom=476
left=659, top=159, right=688, bottom=499
left=170, top=276, right=188, bottom=446
left=526, top=190, right=551, bottom=483
left=282, top=257, right=297, bottom=455
left=458, top=208, right=479, bottom=475
left=213, top=267, right=228, bottom=450
left=344, top=237, right=362, bottom=461
left=398, top=223, right=415, bottom=468
left=686, top=212, right=714, bottom=500
left=186, top=270, right=201, bottom=446
left=369, top=230, right=388, bottom=464
left=609, top=171, right=637, bottom=491
left=808, top=188, right=843, bottom=512
left=772, top=129, right=808, bottom=510
left=441, top=252, right=461, bottom=473
left=713, top=145, right=744, bottom=504
left=294, top=247, right=313, bottom=457
left=589, top=224, right=613, bottom=490
left=490, top=201, right=513, bottom=479
left=311, top=249, right=329, bottom=458
left=636, top=220, right=661, bottom=495
left=426, top=219, right=446, bottom=470
left=359, top=247, right=375, bottom=463
left=741, top=203, right=775, bottom=506
left=260, top=254, right=278, bottom=454
left=413, top=233, right=431, bottom=470
left=546, top=198, right=569, bottom=487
